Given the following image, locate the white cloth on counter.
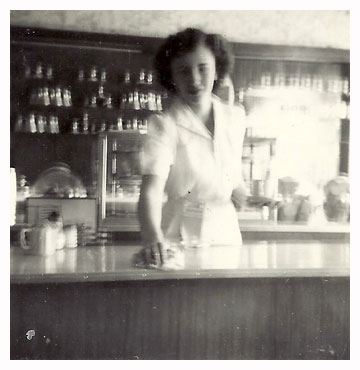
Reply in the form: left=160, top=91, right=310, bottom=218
left=132, top=244, right=185, bottom=271
left=141, top=94, right=246, bottom=246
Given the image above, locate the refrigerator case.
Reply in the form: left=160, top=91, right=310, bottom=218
left=98, top=131, right=145, bottom=231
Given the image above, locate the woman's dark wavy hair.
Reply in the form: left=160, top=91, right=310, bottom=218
left=154, top=28, right=234, bottom=94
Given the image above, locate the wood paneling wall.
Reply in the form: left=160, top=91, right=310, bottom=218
left=11, top=276, right=349, bottom=359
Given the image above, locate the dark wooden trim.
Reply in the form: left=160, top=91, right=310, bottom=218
left=231, top=42, right=349, bottom=63
left=11, top=26, right=349, bottom=63
left=10, top=26, right=162, bottom=55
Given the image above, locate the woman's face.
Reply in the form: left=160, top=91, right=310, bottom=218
left=170, top=44, right=217, bottom=109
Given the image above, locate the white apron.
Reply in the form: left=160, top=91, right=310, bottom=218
left=141, top=95, right=246, bottom=246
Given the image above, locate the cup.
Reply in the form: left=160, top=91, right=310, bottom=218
left=252, top=180, right=265, bottom=197
left=20, top=223, right=57, bottom=256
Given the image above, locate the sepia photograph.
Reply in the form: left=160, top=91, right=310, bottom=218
left=9, top=8, right=350, bottom=360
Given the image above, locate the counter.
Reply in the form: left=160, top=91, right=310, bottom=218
left=11, top=241, right=350, bottom=360
left=11, top=240, right=349, bottom=283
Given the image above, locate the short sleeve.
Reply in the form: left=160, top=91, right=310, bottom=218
left=231, top=104, right=247, bottom=188
left=140, top=113, right=177, bottom=179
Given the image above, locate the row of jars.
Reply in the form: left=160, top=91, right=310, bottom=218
left=29, top=86, right=73, bottom=107
left=80, top=67, right=154, bottom=85
left=256, top=72, right=350, bottom=94
left=84, top=84, right=164, bottom=111
left=24, top=62, right=54, bottom=80
left=28, top=83, right=164, bottom=111
left=14, top=113, right=60, bottom=133
left=71, top=115, right=148, bottom=134
left=23, top=62, right=156, bottom=85
left=14, top=112, right=149, bottom=134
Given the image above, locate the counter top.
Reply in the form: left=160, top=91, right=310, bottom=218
left=11, top=220, right=350, bottom=236
left=238, top=220, right=350, bottom=233
left=11, top=240, right=349, bottom=284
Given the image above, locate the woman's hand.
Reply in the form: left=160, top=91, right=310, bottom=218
left=141, top=241, right=167, bottom=267
left=231, top=183, right=249, bottom=210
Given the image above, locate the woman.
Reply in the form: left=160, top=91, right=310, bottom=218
left=138, top=28, right=248, bottom=266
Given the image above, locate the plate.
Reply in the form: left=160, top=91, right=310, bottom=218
left=247, top=196, right=279, bottom=206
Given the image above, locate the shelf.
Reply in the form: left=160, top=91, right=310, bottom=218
left=11, top=75, right=164, bottom=91
left=243, top=136, right=276, bottom=144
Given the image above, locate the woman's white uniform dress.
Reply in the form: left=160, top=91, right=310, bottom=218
left=141, top=94, right=246, bottom=246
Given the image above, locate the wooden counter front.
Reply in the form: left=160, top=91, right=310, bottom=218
left=10, top=241, right=350, bottom=360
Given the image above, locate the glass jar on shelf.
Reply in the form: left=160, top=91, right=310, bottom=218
left=71, top=118, right=80, bottom=134
left=14, top=114, right=24, bottom=132
left=82, top=113, right=89, bottom=134
left=89, top=66, right=98, bottom=82
left=24, top=113, right=37, bottom=133
left=36, top=115, right=46, bottom=133
left=34, top=62, right=44, bottom=79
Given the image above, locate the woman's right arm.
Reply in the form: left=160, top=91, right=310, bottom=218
left=138, top=174, right=167, bottom=264
left=138, top=113, right=176, bottom=264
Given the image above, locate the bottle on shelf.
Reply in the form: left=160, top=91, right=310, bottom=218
left=14, top=115, right=24, bottom=132
left=146, top=70, right=153, bottom=85
left=125, top=118, right=132, bottom=130
left=88, top=93, right=97, bottom=108
left=43, top=87, right=50, bottom=106
left=36, top=115, right=46, bottom=133
left=48, top=115, right=60, bottom=134
left=62, top=88, right=72, bottom=107
left=105, top=95, right=113, bottom=109
left=55, top=87, right=63, bottom=106
left=148, top=92, right=157, bottom=111
left=16, top=174, right=30, bottom=224
left=34, top=62, right=44, bottom=79
left=82, top=113, right=89, bottom=134
left=24, top=113, right=37, bottom=133
left=132, top=69, right=146, bottom=110
left=49, top=88, right=56, bottom=105
left=139, top=92, right=148, bottom=109
left=99, top=119, right=107, bottom=132
left=116, top=116, right=124, bottom=131
left=127, top=91, right=135, bottom=110
left=100, top=68, right=107, bottom=83
left=133, top=90, right=140, bottom=110
left=89, top=66, right=98, bottom=82
left=132, top=117, right=138, bottom=130
left=138, top=69, right=146, bottom=85
left=156, top=94, right=163, bottom=111
left=71, top=118, right=80, bottom=134
left=46, top=65, right=54, bottom=80
left=112, top=138, right=117, bottom=152
left=124, top=70, right=131, bottom=85
left=120, top=69, right=132, bottom=109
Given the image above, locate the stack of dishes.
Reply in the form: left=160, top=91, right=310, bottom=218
left=64, top=225, right=78, bottom=248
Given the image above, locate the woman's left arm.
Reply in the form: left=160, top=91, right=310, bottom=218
left=231, top=104, right=249, bottom=210
left=231, top=181, right=249, bottom=210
